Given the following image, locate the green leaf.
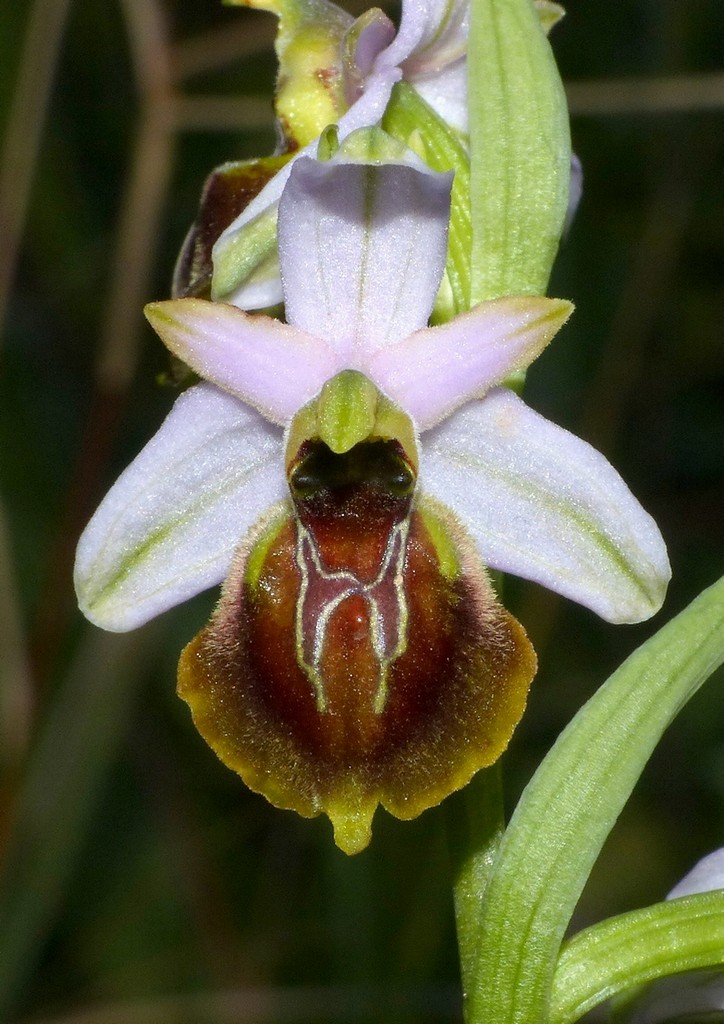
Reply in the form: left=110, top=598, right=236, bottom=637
left=466, top=575, right=724, bottom=1024
left=551, top=891, right=724, bottom=1024
left=468, top=0, right=571, bottom=300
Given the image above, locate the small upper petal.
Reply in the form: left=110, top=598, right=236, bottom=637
left=278, top=155, right=452, bottom=358
left=369, top=296, right=572, bottom=428
left=145, top=298, right=339, bottom=424
left=75, top=383, right=286, bottom=631
left=421, top=388, right=671, bottom=623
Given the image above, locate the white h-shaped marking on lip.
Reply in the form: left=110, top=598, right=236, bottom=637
left=294, top=518, right=410, bottom=713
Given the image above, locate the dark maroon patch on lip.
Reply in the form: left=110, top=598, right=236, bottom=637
left=177, top=440, right=537, bottom=853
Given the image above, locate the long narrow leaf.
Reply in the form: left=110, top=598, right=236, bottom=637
left=467, top=575, right=724, bottom=1024
left=551, top=891, right=724, bottom=1024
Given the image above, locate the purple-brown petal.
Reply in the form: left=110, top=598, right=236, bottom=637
left=178, top=467, right=536, bottom=854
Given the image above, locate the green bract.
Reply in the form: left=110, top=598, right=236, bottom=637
left=468, top=0, right=571, bottom=301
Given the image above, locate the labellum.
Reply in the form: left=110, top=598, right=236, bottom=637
left=178, top=373, right=537, bottom=853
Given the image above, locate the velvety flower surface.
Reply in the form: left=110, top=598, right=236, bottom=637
left=75, top=147, right=670, bottom=851
left=179, top=483, right=537, bottom=853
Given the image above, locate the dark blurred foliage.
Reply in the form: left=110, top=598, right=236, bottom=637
left=0, top=1, right=722, bottom=1021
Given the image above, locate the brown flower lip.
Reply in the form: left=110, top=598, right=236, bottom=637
left=177, top=437, right=537, bottom=854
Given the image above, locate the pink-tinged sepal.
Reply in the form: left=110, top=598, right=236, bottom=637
left=422, top=388, right=671, bottom=622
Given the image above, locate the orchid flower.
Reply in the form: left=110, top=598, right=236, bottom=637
left=207, top=0, right=473, bottom=309
left=75, top=137, right=670, bottom=853
left=237, top=0, right=471, bottom=142
left=184, top=0, right=570, bottom=311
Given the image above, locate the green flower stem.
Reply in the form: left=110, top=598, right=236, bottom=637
left=382, top=82, right=471, bottom=314
left=466, top=575, right=724, bottom=1024
left=444, top=764, right=505, bottom=999
left=550, top=890, right=724, bottom=1024
left=468, top=0, right=570, bottom=302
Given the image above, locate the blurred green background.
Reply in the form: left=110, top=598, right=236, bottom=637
left=0, top=1, right=722, bottom=1020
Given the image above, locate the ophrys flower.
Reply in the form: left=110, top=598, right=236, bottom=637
left=75, top=137, right=670, bottom=852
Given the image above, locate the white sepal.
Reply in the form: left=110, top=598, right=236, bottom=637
left=421, top=388, right=671, bottom=622
left=74, top=383, right=285, bottom=631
